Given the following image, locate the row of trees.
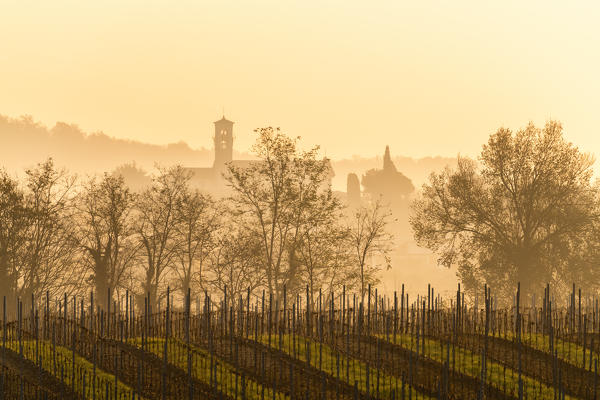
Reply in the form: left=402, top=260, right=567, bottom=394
left=0, top=127, right=393, bottom=310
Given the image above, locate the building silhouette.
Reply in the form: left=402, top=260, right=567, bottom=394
left=186, top=115, right=251, bottom=194
left=187, top=115, right=332, bottom=195
left=213, top=116, right=234, bottom=171
left=361, top=145, right=414, bottom=201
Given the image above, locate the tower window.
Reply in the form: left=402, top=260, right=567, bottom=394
left=220, top=130, right=228, bottom=149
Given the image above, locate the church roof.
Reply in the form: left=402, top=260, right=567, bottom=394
left=185, top=167, right=215, bottom=179
left=214, top=116, right=234, bottom=125
left=228, top=160, right=256, bottom=169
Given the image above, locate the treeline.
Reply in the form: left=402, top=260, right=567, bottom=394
left=0, top=127, right=393, bottom=311
left=0, top=114, right=218, bottom=176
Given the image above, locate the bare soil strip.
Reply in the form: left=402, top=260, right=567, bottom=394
left=332, top=334, right=519, bottom=400
left=194, top=335, right=372, bottom=400
left=70, top=327, right=234, bottom=400
left=0, top=347, right=78, bottom=399
left=447, top=333, right=595, bottom=399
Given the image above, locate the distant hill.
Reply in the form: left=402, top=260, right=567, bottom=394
left=0, top=114, right=456, bottom=189
left=0, top=114, right=252, bottom=176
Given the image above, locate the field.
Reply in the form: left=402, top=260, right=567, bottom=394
left=0, top=284, right=598, bottom=399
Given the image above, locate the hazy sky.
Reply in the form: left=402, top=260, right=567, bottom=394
left=2, top=1, right=599, bottom=159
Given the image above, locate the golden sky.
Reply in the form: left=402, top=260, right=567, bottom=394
left=1, top=1, right=599, bottom=159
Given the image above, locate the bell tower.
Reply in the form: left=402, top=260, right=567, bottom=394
left=213, top=116, right=234, bottom=169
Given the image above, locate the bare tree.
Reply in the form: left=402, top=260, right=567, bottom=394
left=135, top=165, right=190, bottom=308
left=347, top=198, right=393, bottom=301
left=76, top=173, right=137, bottom=309
left=206, top=223, right=264, bottom=301
left=19, top=159, right=81, bottom=301
left=0, top=171, right=28, bottom=301
left=171, top=189, right=219, bottom=298
left=296, top=191, right=349, bottom=305
left=225, top=127, right=334, bottom=300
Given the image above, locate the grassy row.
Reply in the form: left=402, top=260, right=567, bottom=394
left=3, top=338, right=142, bottom=400
left=490, top=331, right=596, bottom=370
left=258, top=334, right=432, bottom=399
left=377, top=333, right=577, bottom=400
left=129, top=337, right=288, bottom=400
left=8, top=330, right=578, bottom=400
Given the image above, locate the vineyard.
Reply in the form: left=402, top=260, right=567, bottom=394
left=1, top=283, right=599, bottom=400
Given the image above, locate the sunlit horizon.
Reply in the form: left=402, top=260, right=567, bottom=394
left=2, top=1, right=599, bottom=160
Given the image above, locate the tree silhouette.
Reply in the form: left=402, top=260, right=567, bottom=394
left=347, top=199, right=393, bottom=300
left=76, top=173, right=137, bottom=309
left=411, top=121, right=600, bottom=300
left=225, top=127, right=338, bottom=300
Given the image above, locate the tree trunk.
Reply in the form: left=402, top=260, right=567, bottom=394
left=0, top=255, right=13, bottom=305
left=95, top=262, right=109, bottom=311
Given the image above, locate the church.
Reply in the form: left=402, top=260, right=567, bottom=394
left=187, top=115, right=334, bottom=195
left=186, top=115, right=254, bottom=194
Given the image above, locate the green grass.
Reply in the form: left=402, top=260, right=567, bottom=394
left=129, top=336, right=289, bottom=400
left=257, top=333, right=433, bottom=399
left=492, top=331, right=597, bottom=370
left=3, top=338, right=142, bottom=400
left=378, top=333, right=578, bottom=400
